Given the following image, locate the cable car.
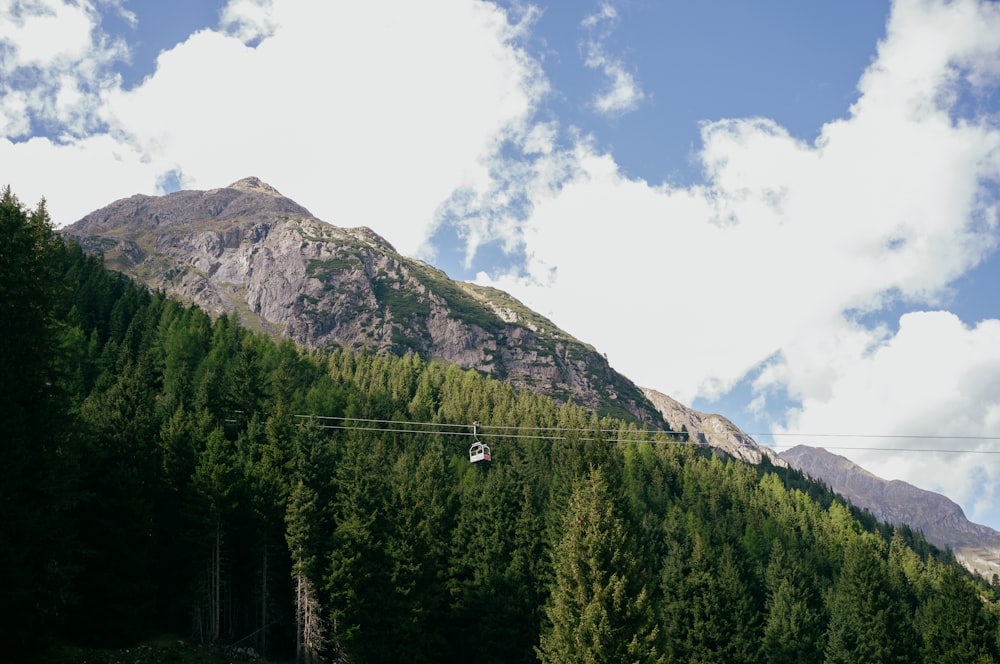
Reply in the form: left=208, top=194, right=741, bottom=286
left=469, top=421, right=491, bottom=463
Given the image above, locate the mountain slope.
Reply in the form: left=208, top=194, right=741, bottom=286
left=62, top=177, right=664, bottom=425
left=780, top=445, right=1000, bottom=577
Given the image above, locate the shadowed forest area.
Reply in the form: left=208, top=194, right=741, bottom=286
left=4, top=186, right=1000, bottom=663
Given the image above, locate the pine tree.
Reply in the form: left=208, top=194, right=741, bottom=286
left=0, top=189, right=77, bottom=654
left=448, top=461, right=538, bottom=664
left=537, top=467, right=661, bottom=663
left=324, top=432, right=393, bottom=662
left=761, top=541, right=825, bottom=664
left=285, top=419, right=334, bottom=663
left=72, top=338, right=162, bottom=644
left=682, top=538, right=761, bottom=664
left=919, top=563, right=999, bottom=663
left=824, top=535, right=915, bottom=664
left=192, top=425, right=243, bottom=643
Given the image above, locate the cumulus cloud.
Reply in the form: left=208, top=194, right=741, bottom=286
left=468, top=0, right=1000, bottom=528
left=2, top=0, right=547, bottom=246
left=773, top=312, right=1000, bottom=526
left=579, top=1, right=645, bottom=116
left=0, top=0, right=128, bottom=140
left=421, top=3, right=1000, bottom=538
left=0, top=132, right=160, bottom=218
left=96, top=0, right=544, bottom=255
left=0, top=0, right=95, bottom=67
left=0, top=0, right=144, bottom=216
left=483, top=0, right=1000, bottom=418
left=221, top=0, right=278, bottom=45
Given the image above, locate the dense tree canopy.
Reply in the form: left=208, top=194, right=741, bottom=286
left=3, top=187, right=1000, bottom=662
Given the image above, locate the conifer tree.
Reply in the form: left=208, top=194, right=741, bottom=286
left=74, top=350, right=161, bottom=643
left=381, top=439, right=451, bottom=661
left=824, top=535, right=915, bottom=664
left=0, top=189, right=76, bottom=653
left=658, top=510, right=696, bottom=662
left=325, top=432, right=394, bottom=662
left=918, top=563, right=999, bottom=663
left=681, top=538, right=761, bottom=664
left=192, top=425, right=243, bottom=642
left=761, top=541, right=825, bottom=664
left=448, top=462, right=535, bottom=664
left=538, top=467, right=661, bottom=663
left=286, top=419, right=334, bottom=663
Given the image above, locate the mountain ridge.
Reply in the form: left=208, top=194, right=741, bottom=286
left=62, top=177, right=665, bottom=426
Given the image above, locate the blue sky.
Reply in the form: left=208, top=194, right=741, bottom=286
left=3, top=0, right=1000, bottom=530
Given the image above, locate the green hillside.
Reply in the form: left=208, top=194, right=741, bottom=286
left=4, top=187, right=1000, bottom=663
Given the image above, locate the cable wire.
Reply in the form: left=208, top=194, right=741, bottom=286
left=274, top=413, right=1000, bottom=454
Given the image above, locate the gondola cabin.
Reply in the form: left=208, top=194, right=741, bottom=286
left=469, top=441, right=491, bottom=463
left=469, top=421, right=491, bottom=463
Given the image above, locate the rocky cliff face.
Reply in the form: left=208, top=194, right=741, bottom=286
left=641, top=387, right=787, bottom=467
left=780, top=445, right=1000, bottom=578
left=63, top=177, right=664, bottom=426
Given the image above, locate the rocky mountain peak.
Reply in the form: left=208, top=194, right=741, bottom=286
left=226, top=176, right=284, bottom=197
left=61, top=180, right=667, bottom=427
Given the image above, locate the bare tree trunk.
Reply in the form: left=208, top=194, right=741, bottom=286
left=295, top=572, right=304, bottom=663
left=294, top=546, right=325, bottom=663
left=212, top=517, right=221, bottom=642
left=261, top=543, right=268, bottom=657
left=301, top=574, right=321, bottom=664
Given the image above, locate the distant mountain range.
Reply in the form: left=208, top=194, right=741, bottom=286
left=779, top=445, right=1000, bottom=578
left=62, top=176, right=1000, bottom=578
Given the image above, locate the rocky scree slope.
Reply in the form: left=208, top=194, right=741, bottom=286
left=63, top=177, right=665, bottom=426
left=780, top=444, right=1000, bottom=578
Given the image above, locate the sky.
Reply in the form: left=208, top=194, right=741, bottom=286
left=4, top=0, right=1000, bottom=529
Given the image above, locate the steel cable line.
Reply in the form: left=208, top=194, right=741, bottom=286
left=291, top=414, right=688, bottom=444
left=754, top=432, right=1000, bottom=454
left=285, top=413, right=1000, bottom=453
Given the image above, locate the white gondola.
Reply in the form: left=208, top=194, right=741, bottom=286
left=469, top=421, right=491, bottom=463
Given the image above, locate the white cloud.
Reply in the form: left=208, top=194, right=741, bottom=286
left=580, top=1, right=645, bottom=116
left=0, top=89, right=31, bottom=137
left=0, top=133, right=160, bottom=220
left=486, top=101, right=998, bottom=405
left=221, top=0, right=278, bottom=45
left=0, top=0, right=128, bottom=140
left=94, top=0, right=544, bottom=255
left=773, top=312, right=1000, bottom=527
left=1, top=0, right=548, bottom=244
left=473, top=0, right=1000, bottom=528
left=0, top=0, right=95, bottom=67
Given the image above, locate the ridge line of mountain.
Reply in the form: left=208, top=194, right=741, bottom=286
left=62, top=177, right=662, bottom=426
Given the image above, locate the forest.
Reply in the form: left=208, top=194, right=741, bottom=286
left=4, top=184, right=1000, bottom=663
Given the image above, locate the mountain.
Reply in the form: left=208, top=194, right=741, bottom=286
left=62, top=177, right=666, bottom=426
left=13, top=183, right=1000, bottom=661
left=641, top=387, right=787, bottom=467
left=64, top=177, right=1000, bottom=572
left=780, top=444, right=1000, bottom=578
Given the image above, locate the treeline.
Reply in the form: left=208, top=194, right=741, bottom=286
left=3, top=186, right=1000, bottom=663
